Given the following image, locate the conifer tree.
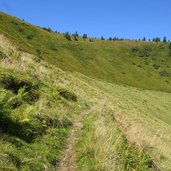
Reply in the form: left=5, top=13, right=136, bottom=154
left=163, top=36, right=167, bottom=43
left=143, top=37, right=146, bottom=41
left=83, top=34, right=87, bottom=40
left=101, top=36, right=105, bottom=40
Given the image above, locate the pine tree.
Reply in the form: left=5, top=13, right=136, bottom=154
left=74, top=32, right=79, bottom=37
left=113, top=37, right=117, bottom=41
left=163, top=36, right=167, bottom=43
left=74, top=35, right=78, bottom=41
left=101, top=36, right=105, bottom=40
left=83, top=34, right=87, bottom=40
left=143, top=37, right=146, bottom=41
left=109, top=37, right=112, bottom=41
left=73, top=32, right=79, bottom=41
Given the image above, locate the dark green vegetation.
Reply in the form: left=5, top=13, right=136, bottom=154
left=0, top=68, right=80, bottom=170
left=1, top=12, right=171, bottom=92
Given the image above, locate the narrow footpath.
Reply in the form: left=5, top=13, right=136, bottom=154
left=56, top=116, right=83, bottom=171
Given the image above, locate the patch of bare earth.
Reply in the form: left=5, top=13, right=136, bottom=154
left=56, top=117, right=83, bottom=171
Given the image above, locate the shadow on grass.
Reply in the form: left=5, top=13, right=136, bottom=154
left=0, top=107, right=43, bottom=143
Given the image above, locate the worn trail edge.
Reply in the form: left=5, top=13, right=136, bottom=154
left=56, top=116, right=83, bottom=171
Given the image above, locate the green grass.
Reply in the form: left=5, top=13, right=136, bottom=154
left=0, top=45, right=81, bottom=169
left=0, top=70, right=75, bottom=170
left=69, top=72, right=171, bottom=170
left=1, top=11, right=171, bottom=170
left=76, top=114, right=153, bottom=171
left=1, top=11, right=171, bottom=92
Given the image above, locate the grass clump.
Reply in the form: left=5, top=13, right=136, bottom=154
left=76, top=113, right=154, bottom=171
left=0, top=71, right=39, bottom=104
left=0, top=51, right=8, bottom=61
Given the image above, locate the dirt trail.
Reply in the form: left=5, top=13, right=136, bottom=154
left=56, top=117, right=83, bottom=171
left=56, top=107, right=94, bottom=171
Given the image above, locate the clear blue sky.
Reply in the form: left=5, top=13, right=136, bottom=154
left=0, top=0, right=170, bottom=40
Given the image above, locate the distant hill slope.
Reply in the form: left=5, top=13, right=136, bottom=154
left=1, top=11, right=171, bottom=92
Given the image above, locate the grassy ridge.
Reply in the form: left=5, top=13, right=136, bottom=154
left=1, top=12, right=171, bottom=92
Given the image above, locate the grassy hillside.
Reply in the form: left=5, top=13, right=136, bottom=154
left=0, top=34, right=156, bottom=170
left=1, top=12, right=171, bottom=92
left=1, top=12, right=171, bottom=171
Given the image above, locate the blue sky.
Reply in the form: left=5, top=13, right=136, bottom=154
left=0, top=0, right=170, bottom=40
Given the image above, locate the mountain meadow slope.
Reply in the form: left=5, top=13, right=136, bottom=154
left=0, top=12, right=171, bottom=170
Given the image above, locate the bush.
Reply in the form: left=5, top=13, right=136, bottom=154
left=131, top=47, right=139, bottom=53
left=64, top=32, right=71, bottom=41
left=83, top=34, right=88, bottom=40
left=26, top=34, right=34, bottom=40
left=159, top=70, right=169, bottom=77
left=37, top=113, right=72, bottom=128
left=153, top=64, right=160, bottom=70
left=58, top=88, right=77, bottom=102
left=8, top=97, right=22, bottom=109
left=42, top=27, right=53, bottom=32
left=131, top=46, right=151, bottom=58
left=0, top=51, right=8, bottom=61
left=0, top=73, right=39, bottom=104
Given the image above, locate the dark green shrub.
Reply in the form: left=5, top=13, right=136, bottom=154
left=58, top=88, right=77, bottom=102
left=23, top=89, right=39, bottom=104
left=11, top=20, right=19, bottom=25
left=8, top=97, right=22, bottom=109
left=0, top=51, right=8, bottom=61
left=64, top=32, right=71, bottom=41
left=0, top=111, right=35, bottom=142
left=0, top=74, right=39, bottom=104
left=37, top=113, right=72, bottom=128
left=132, top=46, right=151, bottom=58
left=153, top=64, right=160, bottom=70
left=42, top=27, right=53, bottom=32
left=7, top=153, right=21, bottom=168
left=159, top=70, right=169, bottom=77
left=26, top=34, right=34, bottom=40
left=131, top=47, right=139, bottom=53
left=137, top=65, right=142, bottom=68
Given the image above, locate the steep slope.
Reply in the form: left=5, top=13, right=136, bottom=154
left=1, top=11, right=171, bottom=92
